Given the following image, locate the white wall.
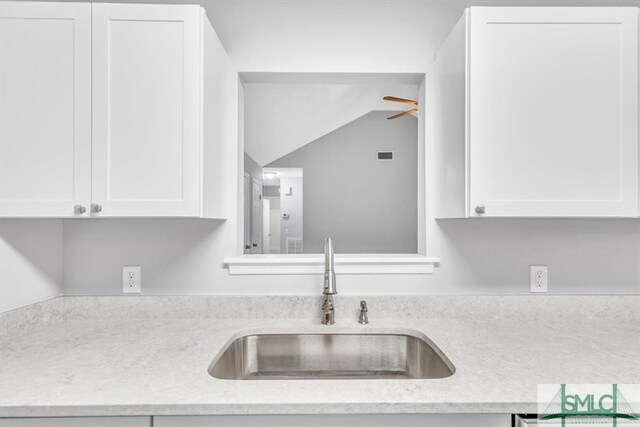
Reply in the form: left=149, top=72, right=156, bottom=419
left=278, top=177, right=303, bottom=253
left=61, top=56, right=640, bottom=294
left=206, top=0, right=458, bottom=74
left=0, top=220, right=63, bottom=311
left=63, top=219, right=229, bottom=295
left=244, top=152, right=262, bottom=183
left=6, top=1, right=640, bottom=303
left=206, top=0, right=639, bottom=75
left=268, top=198, right=281, bottom=253
left=64, top=1, right=640, bottom=296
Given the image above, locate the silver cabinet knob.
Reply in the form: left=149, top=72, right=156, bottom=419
left=92, top=204, right=103, bottom=213
left=475, top=205, right=486, bottom=215
left=74, top=205, right=87, bottom=214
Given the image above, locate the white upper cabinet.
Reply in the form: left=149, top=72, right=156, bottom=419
left=91, top=4, right=201, bottom=217
left=1, top=2, right=232, bottom=218
left=435, top=7, right=639, bottom=218
left=0, top=2, right=92, bottom=217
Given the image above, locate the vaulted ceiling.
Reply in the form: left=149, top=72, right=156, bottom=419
left=243, top=81, right=419, bottom=166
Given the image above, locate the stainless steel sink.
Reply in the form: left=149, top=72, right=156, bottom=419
left=208, top=332, right=455, bottom=380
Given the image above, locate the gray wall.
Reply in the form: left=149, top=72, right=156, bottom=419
left=269, top=111, right=417, bottom=253
left=59, top=217, right=640, bottom=296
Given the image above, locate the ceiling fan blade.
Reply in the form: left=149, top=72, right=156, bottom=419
left=387, top=108, right=418, bottom=120
left=383, top=96, right=418, bottom=105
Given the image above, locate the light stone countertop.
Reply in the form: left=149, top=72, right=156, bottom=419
left=0, top=295, right=639, bottom=417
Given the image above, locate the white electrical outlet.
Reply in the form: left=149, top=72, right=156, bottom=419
left=530, top=265, right=548, bottom=293
left=123, top=265, right=141, bottom=293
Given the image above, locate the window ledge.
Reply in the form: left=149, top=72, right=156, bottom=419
left=224, top=254, right=440, bottom=275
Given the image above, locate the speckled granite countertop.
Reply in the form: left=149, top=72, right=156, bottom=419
left=0, top=295, right=638, bottom=417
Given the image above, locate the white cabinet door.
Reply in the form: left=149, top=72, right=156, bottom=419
left=0, top=2, right=91, bottom=218
left=91, top=3, right=201, bottom=217
left=469, top=7, right=638, bottom=217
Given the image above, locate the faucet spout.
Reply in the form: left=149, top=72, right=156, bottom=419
left=324, top=237, right=334, bottom=271
left=321, top=238, right=337, bottom=325
left=323, top=238, right=337, bottom=296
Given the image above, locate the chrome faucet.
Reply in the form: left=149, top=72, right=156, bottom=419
left=321, top=238, right=337, bottom=325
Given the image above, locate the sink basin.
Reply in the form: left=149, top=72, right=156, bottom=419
left=208, top=331, right=455, bottom=380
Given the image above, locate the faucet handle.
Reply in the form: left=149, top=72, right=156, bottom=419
left=358, top=300, right=369, bottom=324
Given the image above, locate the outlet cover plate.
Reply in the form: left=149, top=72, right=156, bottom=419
left=530, top=265, right=548, bottom=293
left=123, top=265, right=141, bottom=293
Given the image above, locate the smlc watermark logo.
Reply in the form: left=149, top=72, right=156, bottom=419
left=538, top=384, right=640, bottom=426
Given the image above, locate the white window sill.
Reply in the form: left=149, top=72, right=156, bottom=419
left=224, top=254, right=440, bottom=275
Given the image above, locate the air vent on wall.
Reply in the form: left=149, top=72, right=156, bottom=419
left=286, top=238, right=303, bottom=254
left=377, top=151, right=393, bottom=161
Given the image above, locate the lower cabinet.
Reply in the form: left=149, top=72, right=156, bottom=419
left=0, top=414, right=511, bottom=426
left=0, top=418, right=151, bottom=427
left=154, top=414, right=511, bottom=427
